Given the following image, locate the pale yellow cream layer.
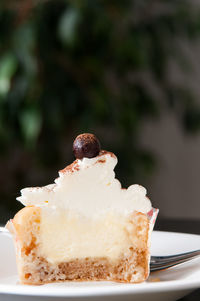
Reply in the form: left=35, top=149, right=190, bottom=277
left=39, top=209, right=135, bottom=264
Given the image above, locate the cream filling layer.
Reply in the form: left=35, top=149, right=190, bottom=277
left=39, top=209, right=138, bottom=264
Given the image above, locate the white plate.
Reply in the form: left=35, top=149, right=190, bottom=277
left=0, top=230, right=200, bottom=301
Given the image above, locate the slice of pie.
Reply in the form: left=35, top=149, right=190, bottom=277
left=7, top=133, right=158, bottom=285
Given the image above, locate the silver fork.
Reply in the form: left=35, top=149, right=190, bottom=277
left=1, top=227, right=200, bottom=272
left=150, top=250, right=200, bottom=272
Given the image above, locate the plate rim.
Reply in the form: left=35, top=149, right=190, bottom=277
left=0, top=279, right=200, bottom=297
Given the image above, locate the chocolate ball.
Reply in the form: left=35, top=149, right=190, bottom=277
left=73, top=133, right=101, bottom=159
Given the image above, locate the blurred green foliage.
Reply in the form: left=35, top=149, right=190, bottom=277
left=0, top=0, right=200, bottom=221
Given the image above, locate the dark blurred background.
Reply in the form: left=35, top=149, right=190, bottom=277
left=1, top=0, right=200, bottom=224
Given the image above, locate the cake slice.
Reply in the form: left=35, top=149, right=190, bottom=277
left=7, top=133, right=158, bottom=285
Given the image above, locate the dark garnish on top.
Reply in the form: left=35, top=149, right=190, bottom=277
left=73, top=133, right=101, bottom=159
